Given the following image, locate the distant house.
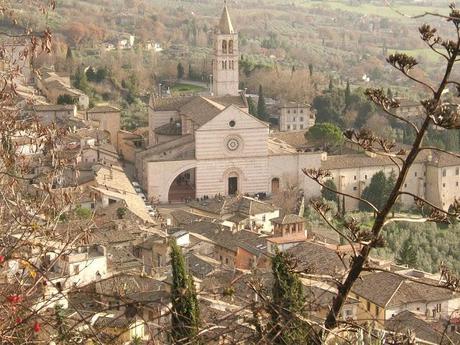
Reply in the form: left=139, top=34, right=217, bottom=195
left=278, top=102, right=316, bottom=132
left=350, top=271, right=460, bottom=325
left=36, top=68, right=89, bottom=109
left=188, top=195, right=280, bottom=233
left=86, top=105, right=121, bottom=150
left=266, top=214, right=308, bottom=253
left=184, top=221, right=269, bottom=270
left=22, top=104, right=77, bottom=125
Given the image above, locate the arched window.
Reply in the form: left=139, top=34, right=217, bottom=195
left=271, top=178, right=280, bottom=194
left=224, top=61, right=227, bottom=69
left=222, top=40, right=227, bottom=54
left=229, top=40, right=234, bottom=54
left=222, top=61, right=225, bottom=70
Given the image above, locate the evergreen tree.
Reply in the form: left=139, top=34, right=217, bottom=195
left=177, top=62, right=185, bottom=79
left=269, top=250, right=311, bottom=344
left=359, top=171, right=387, bottom=212
left=345, top=80, right=351, bottom=108
left=170, top=240, right=200, bottom=345
left=308, top=63, right=313, bottom=77
left=66, top=46, right=73, bottom=60
left=328, top=78, right=334, bottom=92
left=247, top=96, right=257, bottom=116
left=257, top=85, right=268, bottom=121
left=73, top=67, right=89, bottom=93
left=322, top=179, right=338, bottom=203
left=86, top=67, right=96, bottom=82
left=188, top=63, right=193, bottom=80
left=396, top=235, right=418, bottom=268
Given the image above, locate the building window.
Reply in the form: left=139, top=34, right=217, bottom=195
left=300, top=109, right=304, bottom=113
left=415, top=172, right=417, bottom=177
left=222, top=40, right=227, bottom=54
left=300, top=124, right=304, bottom=129
left=366, top=301, right=371, bottom=312
left=229, top=40, right=234, bottom=54
left=456, top=168, right=459, bottom=175
left=436, top=303, right=442, bottom=312
left=293, top=110, right=297, bottom=114
left=287, top=125, right=290, bottom=130
left=354, top=176, right=357, bottom=180
left=365, top=175, right=368, bottom=179
left=287, top=110, right=290, bottom=114
left=225, top=258, right=229, bottom=265
left=457, top=182, right=459, bottom=187
left=443, top=183, right=446, bottom=188
left=353, top=186, right=357, bottom=191
left=300, top=117, right=304, bottom=121
left=293, top=117, right=296, bottom=121
left=293, top=125, right=297, bottom=130
left=443, top=169, right=446, bottom=177
left=222, top=61, right=225, bottom=70
left=219, top=255, right=223, bottom=262
left=404, top=183, right=407, bottom=188
left=376, top=306, right=380, bottom=316
left=262, top=215, right=266, bottom=222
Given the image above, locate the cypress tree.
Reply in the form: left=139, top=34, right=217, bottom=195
left=359, top=171, right=387, bottom=212
left=345, top=80, right=351, bottom=108
left=396, top=235, right=418, bottom=268
left=177, top=63, right=185, bottom=79
left=257, top=85, right=268, bottom=121
left=170, top=240, right=200, bottom=344
left=269, top=250, right=312, bottom=344
left=247, top=96, right=257, bottom=117
left=322, top=179, right=338, bottom=203
left=308, top=63, right=313, bottom=77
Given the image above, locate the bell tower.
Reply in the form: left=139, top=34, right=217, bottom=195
left=212, top=2, right=239, bottom=96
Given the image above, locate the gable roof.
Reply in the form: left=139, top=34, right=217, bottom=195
left=271, top=214, right=305, bottom=225
left=87, top=105, right=120, bottom=113
left=352, top=271, right=455, bottom=308
left=218, top=5, right=235, bottom=34
left=286, top=241, right=347, bottom=276
left=385, top=311, right=442, bottom=345
left=179, top=96, right=225, bottom=126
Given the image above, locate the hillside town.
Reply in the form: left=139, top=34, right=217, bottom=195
left=1, top=1, right=460, bottom=344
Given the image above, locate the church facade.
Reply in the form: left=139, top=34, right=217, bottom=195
left=136, top=4, right=323, bottom=204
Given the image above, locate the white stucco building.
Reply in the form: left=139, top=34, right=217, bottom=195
left=135, top=5, right=323, bottom=204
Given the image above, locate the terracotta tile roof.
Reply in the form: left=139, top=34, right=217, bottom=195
left=322, top=151, right=431, bottom=170
left=208, top=94, right=248, bottom=109
left=385, top=311, right=443, bottom=344
left=271, top=214, right=305, bottom=224
left=152, top=96, right=195, bottom=111
left=188, top=196, right=276, bottom=217
left=286, top=241, right=347, bottom=276
left=179, top=96, right=225, bottom=126
left=352, top=271, right=455, bottom=308
left=428, top=151, right=460, bottom=167
left=269, top=131, right=308, bottom=150
left=87, top=105, right=120, bottom=113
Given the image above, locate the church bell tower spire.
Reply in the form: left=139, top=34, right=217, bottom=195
left=212, top=2, right=239, bottom=96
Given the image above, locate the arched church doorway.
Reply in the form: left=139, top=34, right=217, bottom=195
left=168, top=168, right=196, bottom=203
left=271, top=178, right=280, bottom=194
left=228, top=176, right=238, bottom=195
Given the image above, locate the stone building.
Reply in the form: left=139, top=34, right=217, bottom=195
left=136, top=4, right=323, bottom=204
left=279, top=102, right=316, bottom=132
left=322, top=150, right=460, bottom=211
